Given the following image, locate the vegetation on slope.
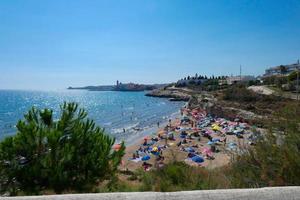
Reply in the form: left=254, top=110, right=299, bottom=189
left=118, top=103, right=300, bottom=192
left=229, top=103, right=300, bottom=187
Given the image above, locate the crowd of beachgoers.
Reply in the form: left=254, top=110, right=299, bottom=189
left=117, top=105, right=259, bottom=172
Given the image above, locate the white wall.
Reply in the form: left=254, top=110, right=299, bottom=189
left=2, top=187, right=300, bottom=200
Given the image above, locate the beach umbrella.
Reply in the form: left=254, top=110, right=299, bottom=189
left=191, top=156, right=204, bottom=163
left=202, top=147, right=212, bottom=156
left=141, top=155, right=151, bottom=161
left=212, top=138, right=220, bottom=143
left=228, top=122, right=237, bottom=126
left=227, top=142, right=237, bottom=150
left=207, top=141, right=214, bottom=145
left=185, top=147, right=195, bottom=153
left=234, top=129, right=243, bottom=134
left=144, top=136, right=150, bottom=140
left=205, top=130, right=214, bottom=135
left=234, top=118, right=240, bottom=122
left=212, top=125, right=221, bottom=131
left=152, top=146, right=158, bottom=152
left=113, top=144, right=122, bottom=151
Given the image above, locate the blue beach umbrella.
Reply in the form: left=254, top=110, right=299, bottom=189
left=212, top=138, right=220, bottom=143
left=191, top=156, right=204, bottom=163
left=185, top=147, right=195, bottom=153
left=207, top=141, right=214, bottom=145
left=141, top=155, right=151, bottom=161
left=180, top=134, right=186, bottom=138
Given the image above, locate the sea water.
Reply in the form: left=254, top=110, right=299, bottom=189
left=0, top=90, right=184, bottom=144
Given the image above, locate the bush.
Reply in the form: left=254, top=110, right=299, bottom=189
left=223, top=85, right=282, bottom=104
left=223, top=85, right=259, bottom=102
left=0, top=102, right=125, bottom=195
left=138, top=162, right=228, bottom=191
left=229, top=103, right=300, bottom=187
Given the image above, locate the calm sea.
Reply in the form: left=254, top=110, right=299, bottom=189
left=0, top=90, right=184, bottom=144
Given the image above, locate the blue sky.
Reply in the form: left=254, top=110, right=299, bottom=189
left=1, top=0, right=300, bottom=90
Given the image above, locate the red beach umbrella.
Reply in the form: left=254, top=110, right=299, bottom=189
left=113, top=144, right=122, bottom=151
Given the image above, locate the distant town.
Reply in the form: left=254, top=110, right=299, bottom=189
left=68, top=81, right=168, bottom=91
left=68, top=59, right=300, bottom=92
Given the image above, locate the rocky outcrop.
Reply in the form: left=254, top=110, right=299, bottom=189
left=145, top=88, right=191, bottom=101
left=147, top=86, right=266, bottom=126
left=188, top=94, right=265, bottom=126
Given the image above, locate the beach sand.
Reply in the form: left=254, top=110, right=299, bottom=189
left=121, top=111, right=249, bottom=172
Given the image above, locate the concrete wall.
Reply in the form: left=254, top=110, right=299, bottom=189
left=2, top=187, right=300, bottom=200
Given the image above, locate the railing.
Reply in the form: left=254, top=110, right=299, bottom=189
left=2, top=187, right=300, bottom=200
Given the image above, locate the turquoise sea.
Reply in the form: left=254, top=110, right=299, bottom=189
left=0, top=90, right=184, bottom=144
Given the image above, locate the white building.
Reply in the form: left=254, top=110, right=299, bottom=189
left=264, top=61, right=300, bottom=77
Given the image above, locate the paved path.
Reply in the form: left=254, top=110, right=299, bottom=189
left=2, top=187, right=300, bottom=200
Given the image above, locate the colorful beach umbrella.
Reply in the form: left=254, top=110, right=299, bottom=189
left=185, top=147, right=195, bottom=153
left=212, top=138, right=220, bottom=143
left=144, top=136, right=150, bottom=140
left=141, top=155, right=151, bottom=161
left=191, top=156, right=204, bottom=163
left=202, top=147, right=213, bottom=157
left=113, top=144, right=122, bottom=151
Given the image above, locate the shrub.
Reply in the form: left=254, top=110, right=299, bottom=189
left=223, top=85, right=258, bottom=102
left=229, top=103, right=300, bottom=187
left=223, top=85, right=282, bottom=104
left=0, top=102, right=125, bottom=195
left=138, top=162, right=228, bottom=191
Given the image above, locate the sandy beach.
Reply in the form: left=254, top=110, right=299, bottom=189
left=121, top=106, right=252, bottom=172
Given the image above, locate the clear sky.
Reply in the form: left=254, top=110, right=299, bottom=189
left=1, top=0, right=300, bottom=90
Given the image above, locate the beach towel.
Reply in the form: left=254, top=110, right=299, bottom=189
left=129, top=157, right=142, bottom=163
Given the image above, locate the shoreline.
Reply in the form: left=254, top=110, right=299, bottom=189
left=118, top=109, right=183, bottom=146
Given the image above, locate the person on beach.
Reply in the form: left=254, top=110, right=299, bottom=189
left=132, top=153, right=136, bottom=159
left=223, top=137, right=227, bottom=146
left=143, top=137, right=148, bottom=146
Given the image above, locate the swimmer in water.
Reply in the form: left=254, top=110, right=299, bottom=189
left=123, top=128, right=126, bottom=133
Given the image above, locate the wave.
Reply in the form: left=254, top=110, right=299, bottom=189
left=111, top=122, right=140, bottom=134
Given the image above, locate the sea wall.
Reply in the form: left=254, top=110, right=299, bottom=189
left=3, top=187, right=300, bottom=200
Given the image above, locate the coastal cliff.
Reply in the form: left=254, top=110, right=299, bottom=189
left=145, top=87, right=192, bottom=101
left=145, top=86, right=281, bottom=126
